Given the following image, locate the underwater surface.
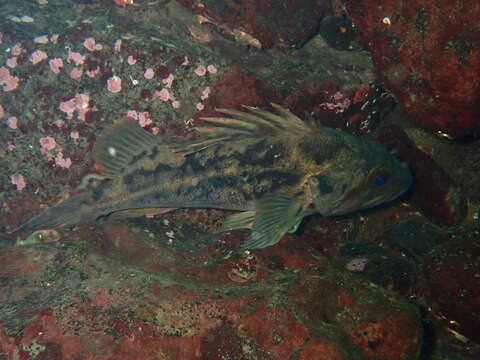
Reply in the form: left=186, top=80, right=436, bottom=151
left=0, top=0, right=479, bottom=359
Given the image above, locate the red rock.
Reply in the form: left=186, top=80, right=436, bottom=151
left=198, top=64, right=270, bottom=120
left=200, top=323, right=245, bottom=360
left=297, top=339, right=348, bottom=360
left=236, top=303, right=311, bottom=359
left=424, top=235, right=480, bottom=343
left=0, top=222, right=423, bottom=359
left=345, top=312, right=422, bottom=360
left=377, top=125, right=466, bottom=226
left=177, top=0, right=329, bottom=49
left=344, top=0, right=480, bottom=138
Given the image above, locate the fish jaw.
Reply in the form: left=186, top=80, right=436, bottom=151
left=306, top=134, right=413, bottom=217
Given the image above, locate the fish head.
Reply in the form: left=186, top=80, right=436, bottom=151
left=307, top=134, right=412, bottom=216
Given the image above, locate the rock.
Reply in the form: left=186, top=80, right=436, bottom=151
left=177, top=0, right=330, bottom=50
left=344, top=0, right=480, bottom=138
left=0, top=220, right=423, bottom=359
left=424, top=234, right=480, bottom=343
left=377, top=125, right=467, bottom=226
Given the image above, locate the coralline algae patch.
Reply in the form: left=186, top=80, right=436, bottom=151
left=0, top=21, right=221, bottom=228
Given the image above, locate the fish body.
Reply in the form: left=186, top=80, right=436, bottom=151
left=14, top=105, right=412, bottom=248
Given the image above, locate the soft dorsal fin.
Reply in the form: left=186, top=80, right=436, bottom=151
left=172, top=103, right=321, bottom=154
left=92, top=116, right=162, bottom=177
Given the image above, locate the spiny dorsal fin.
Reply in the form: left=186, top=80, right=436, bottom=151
left=172, top=104, right=320, bottom=154
left=92, top=116, right=162, bottom=178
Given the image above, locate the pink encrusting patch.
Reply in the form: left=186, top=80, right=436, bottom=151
left=55, top=153, right=72, bottom=168
left=162, top=73, right=174, bottom=88
left=59, top=93, right=90, bottom=120
left=49, top=58, right=63, bottom=74
left=7, top=116, right=18, bottom=129
left=106, top=76, right=122, bottom=93
left=74, top=93, right=90, bottom=112
left=29, top=50, right=48, bottom=65
left=83, top=37, right=96, bottom=51
left=67, top=51, right=85, bottom=66
left=126, top=110, right=138, bottom=120
left=322, top=92, right=351, bottom=112
left=11, top=43, right=22, bottom=56
left=70, top=67, right=83, bottom=80
left=333, top=92, right=344, bottom=101
left=127, top=55, right=136, bottom=65
left=39, top=136, right=57, bottom=151
left=345, top=257, right=369, bottom=272
left=200, top=86, right=210, bottom=100
left=59, top=98, right=76, bottom=118
left=83, top=37, right=102, bottom=51
left=0, top=66, right=20, bottom=92
left=70, top=131, right=80, bottom=144
left=154, top=88, right=170, bottom=101
left=144, top=68, right=155, bottom=79
left=33, top=35, right=49, bottom=44
left=6, top=57, right=17, bottom=69
left=86, top=67, right=100, bottom=78
left=10, top=174, right=26, bottom=191
left=114, top=39, right=122, bottom=52
left=207, top=65, right=218, bottom=74
left=194, top=65, right=207, bottom=76
left=138, top=112, right=152, bottom=127
left=125, top=110, right=153, bottom=128
left=50, top=34, right=59, bottom=44
left=353, top=85, right=370, bottom=104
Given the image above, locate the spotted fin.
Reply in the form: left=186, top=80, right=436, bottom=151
left=173, top=103, right=320, bottom=154
left=241, top=193, right=311, bottom=249
left=92, top=116, right=163, bottom=178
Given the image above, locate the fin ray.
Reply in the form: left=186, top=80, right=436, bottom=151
left=220, top=211, right=256, bottom=231
left=92, top=116, right=163, bottom=177
left=241, top=193, right=308, bottom=249
left=174, top=104, right=318, bottom=155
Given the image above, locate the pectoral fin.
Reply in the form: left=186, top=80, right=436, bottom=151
left=220, top=211, right=256, bottom=231
left=241, top=193, right=311, bottom=249
left=287, top=219, right=303, bottom=233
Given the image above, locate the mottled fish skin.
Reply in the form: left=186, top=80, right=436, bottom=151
left=13, top=105, right=412, bottom=248
left=105, top=137, right=308, bottom=211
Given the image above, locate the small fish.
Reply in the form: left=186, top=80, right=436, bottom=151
left=12, top=104, right=412, bottom=249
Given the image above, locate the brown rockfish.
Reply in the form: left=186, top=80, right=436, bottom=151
left=13, top=104, right=412, bottom=248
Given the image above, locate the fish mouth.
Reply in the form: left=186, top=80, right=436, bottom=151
left=318, top=188, right=407, bottom=216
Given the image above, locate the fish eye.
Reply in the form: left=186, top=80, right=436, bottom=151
left=373, top=174, right=389, bottom=186
left=368, top=168, right=391, bottom=187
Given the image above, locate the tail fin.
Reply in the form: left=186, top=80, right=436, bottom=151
left=10, top=193, right=91, bottom=234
